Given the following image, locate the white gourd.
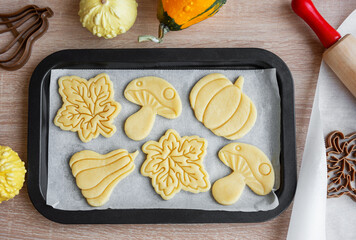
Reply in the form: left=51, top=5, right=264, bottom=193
left=79, top=0, right=138, bottom=39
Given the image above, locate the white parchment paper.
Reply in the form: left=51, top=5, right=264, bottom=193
left=287, top=9, right=356, bottom=240
left=46, top=68, right=281, bottom=211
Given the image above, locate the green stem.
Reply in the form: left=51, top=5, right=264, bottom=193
left=138, top=24, right=170, bottom=43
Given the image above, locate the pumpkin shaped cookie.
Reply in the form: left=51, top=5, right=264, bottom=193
left=190, top=73, right=257, bottom=140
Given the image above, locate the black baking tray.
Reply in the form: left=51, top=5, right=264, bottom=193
left=27, top=48, right=296, bottom=224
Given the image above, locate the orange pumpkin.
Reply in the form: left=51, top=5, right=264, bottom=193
left=139, top=0, right=227, bottom=43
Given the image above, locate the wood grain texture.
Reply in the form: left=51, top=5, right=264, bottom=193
left=323, top=34, right=356, bottom=98
left=1, top=0, right=355, bottom=239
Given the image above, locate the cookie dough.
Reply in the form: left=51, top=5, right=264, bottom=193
left=141, top=129, right=210, bottom=200
left=124, top=76, right=182, bottom=141
left=54, top=73, right=121, bottom=143
left=0, top=146, right=26, bottom=203
left=212, top=143, right=274, bottom=205
left=190, top=73, right=257, bottom=140
left=70, top=149, right=138, bottom=207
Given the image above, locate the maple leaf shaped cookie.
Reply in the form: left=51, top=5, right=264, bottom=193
left=141, top=129, right=210, bottom=200
left=54, top=73, right=121, bottom=143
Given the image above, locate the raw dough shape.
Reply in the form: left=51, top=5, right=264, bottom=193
left=212, top=143, right=274, bottom=205
left=70, top=149, right=138, bottom=207
left=190, top=73, right=257, bottom=140
left=54, top=73, right=121, bottom=143
left=124, top=76, right=182, bottom=141
left=0, top=146, right=26, bottom=203
left=141, top=129, right=210, bottom=200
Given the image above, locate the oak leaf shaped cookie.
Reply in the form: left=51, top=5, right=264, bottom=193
left=54, top=73, right=121, bottom=142
left=70, top=149, right=138, bottom=207
left=141, top=129, right=210, bottom=200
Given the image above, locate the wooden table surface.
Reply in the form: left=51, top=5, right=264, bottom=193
left=1, top=0, right=355, bottom=239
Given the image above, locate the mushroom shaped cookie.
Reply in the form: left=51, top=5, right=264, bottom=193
left=212, top=143, right=274, bottom=205
left=124, top=76, right=182, bottom=141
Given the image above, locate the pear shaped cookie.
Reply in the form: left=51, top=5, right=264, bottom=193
left=212, top=143, right=274, bottom=205
left=70, top=149, right=138, bottom=207
left=54, top=73, right=121, bottom=143
left=124, top=77, right=182, bottom=141
left=190, top=73, right=257, bottom=140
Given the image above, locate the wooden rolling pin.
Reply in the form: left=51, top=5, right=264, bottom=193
left=292, top=0, right=356, bottom=98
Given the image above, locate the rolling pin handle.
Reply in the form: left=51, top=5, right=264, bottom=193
left=291, top=0, right=341, bottom=48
